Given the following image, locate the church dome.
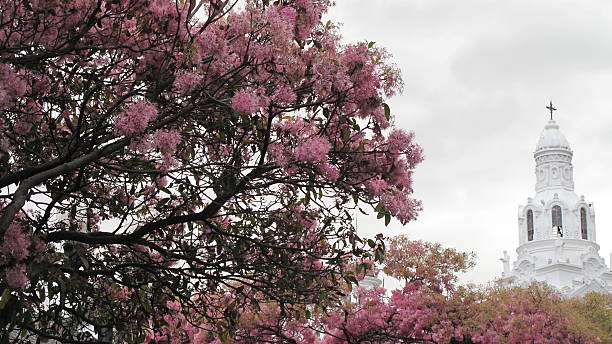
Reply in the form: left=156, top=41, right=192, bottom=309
left=535, top=120, right=571, bottom=152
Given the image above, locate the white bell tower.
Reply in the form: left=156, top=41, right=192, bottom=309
left=499, top=108, right=612, bottom=296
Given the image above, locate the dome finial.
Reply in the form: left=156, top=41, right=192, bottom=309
left=546, top=100, right=557, bottom=121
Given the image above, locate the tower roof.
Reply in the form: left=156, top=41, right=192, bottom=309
left=535, top=120, right=572, bottom=152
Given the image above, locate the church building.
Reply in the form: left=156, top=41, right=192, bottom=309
left=499, top=111, right=612, bottom=296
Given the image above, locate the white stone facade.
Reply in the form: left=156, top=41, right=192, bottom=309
left=358, top=273, right=382, bottom=290
left=499, top=119, right=612, bottom=296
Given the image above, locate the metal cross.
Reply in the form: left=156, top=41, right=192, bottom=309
left=546, top=101, right=557, bottom=120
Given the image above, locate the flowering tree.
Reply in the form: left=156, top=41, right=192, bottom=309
left=467, top=285, right=608, bottom=344
left=182, top=236, right=604, bottom=344
left=312, top=237, right=604, bottom=344
left=0, top=0, right=424, bottom=342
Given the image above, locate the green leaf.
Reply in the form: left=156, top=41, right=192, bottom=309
left=368, top=41, right=376, bottom=48
left=156, top=198, right=170, bottom=209
left=383, top=103, right=391, bottom=121
left=384, top=213, right=391, bottom=226
left=219, top=331, right=229, bottom=343
left=0, top=288, right=11, bottom=310
left=367, top=239, right=376, bottom=248
left=78, top=253, right=90, bottom=269
left=375, top=246, right=385, bottom=262
left=377, top=212, right=384, bottom=219
left=342, top=127, right=350, bottom=142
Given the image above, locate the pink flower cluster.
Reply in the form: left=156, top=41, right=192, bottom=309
left=381, top=190, right=422, bottom=224
left=294, top=0, right=329, bottom=41
left=266, top=5, right=297, bottom=43
left=277, top=117, right=307, bottom=134
left=267, top=143, right=291, bottom=167
left=1, top=223, right=31, bottom=289
left=194, top=22, right=228, bottom=60
left=387, top=129, right=414, bottom=154
left=271, top=86, right=296, bottom=105
left=1, top=223, right=30, bottom=260
left=5, top=264, right=28, bottom=289
left=14, top=120, right=33, bottom=135
left=173, top=72, right=203, bottom=95
left=0, top=63, right=28, bottom=110
left=114, top=101, right=158, bottom=135
left=318, top=162, right=339, bottom=182
left=367, top=178, right=389, bottom=197
left=153, top=129, right=181, bottom=156
left=231, top=90, right=261, bottom=114
left=294, top=136, right=330, bottom=163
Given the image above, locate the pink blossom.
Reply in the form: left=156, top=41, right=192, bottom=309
left=294, top=0, right=327, bottom=41
left=294, top=136, right=330, bottom=163
left=157, top=176, right=169, bottom=187
left=159, top=156, right=178, bottom=172
left=0, top=63, right=28, bottom=110
left=129, top=135, right=153, bottom=153
left=277, top=117, right=307, bottom=134
left=5, top=263, right=28, bottom=289
left=14, top=120, right=33, bottom=135
left=114, top=101, right=158, bottom=135
left=108, top=285, right=130, bottom=300
left=381, top=190, right=422, bottom=224
left=267, top=143, right=291, bottom=167
left=369, top=104, right=390, bottom=129
left=154, top=129, right=181, bottom=155
left=266, top=5, right=297, bottom=43
left=387, top=129, right=414, bottom=154
left=232, top=90, right=261, bottom=114
left=194, top=23, right=227, bottom=59
left=272, top=85, right=296, bottom=105
left=31, top=237, right=48, bottom=263
left=367, top=178, right=389, bottom=196
left=173, top=72, right=203, bottom=94
left=318, top=162, right=339, bottom=182
left=279, top=7, right=297, bottom=24
left=1, top=223, right=30, bottom=260
left=32, top=74, right=52, bottom=94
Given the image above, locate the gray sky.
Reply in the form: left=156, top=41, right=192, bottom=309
left=327, top=0, right=612, bottom=285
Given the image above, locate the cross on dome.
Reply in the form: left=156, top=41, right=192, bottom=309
left=546, top=100, right=557, bottom=121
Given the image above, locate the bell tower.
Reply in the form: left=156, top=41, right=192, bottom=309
left=534, top=120, right=574, bottom=193
left=499, top=106, right=612, bottom=296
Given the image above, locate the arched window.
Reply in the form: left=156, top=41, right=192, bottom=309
left=580, top=207, right=588, bottom=240
left=527, top=210, right=534, bottom=241
left=552, top=205, right=563, bottom=237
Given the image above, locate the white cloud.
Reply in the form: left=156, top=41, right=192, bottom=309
left=328, top=0, right=612, bottom=285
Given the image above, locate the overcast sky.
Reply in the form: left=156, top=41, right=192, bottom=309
left=327, top=0, right=612, bottom=285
